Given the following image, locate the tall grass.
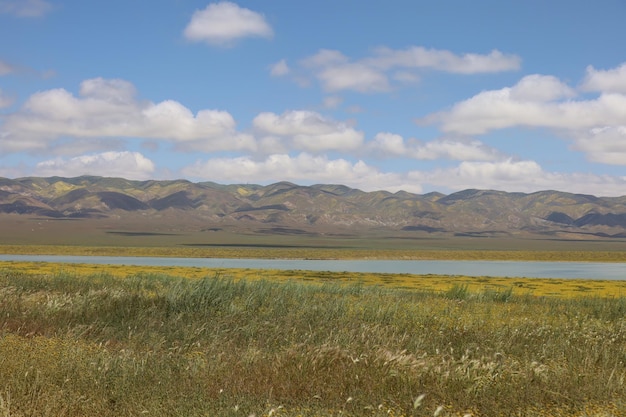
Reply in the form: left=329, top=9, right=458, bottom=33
left=0, top=268, right=624, bottom=416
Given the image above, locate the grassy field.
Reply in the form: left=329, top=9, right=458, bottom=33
left=1, top=264, right=625, bottom=416
left=1, top=243, right=626, bottom=262
left=2, top=212, right=626, bottom=259
left=2, top=260, right=626, bottom=298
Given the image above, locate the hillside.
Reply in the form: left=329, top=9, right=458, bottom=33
left=2, top=175, right=626, bottom=240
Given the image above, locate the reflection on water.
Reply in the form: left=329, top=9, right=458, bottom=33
left=0, top=254, right=625, bottom=280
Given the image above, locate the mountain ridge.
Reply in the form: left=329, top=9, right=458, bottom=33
left=2, top=175, right=626, bottom=239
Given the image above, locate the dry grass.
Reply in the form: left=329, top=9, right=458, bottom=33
left=0, top=267, right=625, bottom=416
left=2, top=260, right=626, bottom=298
left=1, top=243, right=626, bottom=262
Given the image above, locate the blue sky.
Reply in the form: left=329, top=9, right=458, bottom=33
left=1, top=0, right=626, bottom=196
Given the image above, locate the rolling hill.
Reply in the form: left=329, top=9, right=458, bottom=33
left=1, top=175, right=626, bottom=240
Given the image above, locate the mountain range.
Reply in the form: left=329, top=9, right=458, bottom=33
left=2, top=175, right=626, bottom=239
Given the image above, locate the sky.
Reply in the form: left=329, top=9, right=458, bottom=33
left=1, top=0, right=626, bottom=196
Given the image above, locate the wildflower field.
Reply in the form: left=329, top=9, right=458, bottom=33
left=1, top=243, right=626, bottom=262
left=0, top=263, right=625, bottom=416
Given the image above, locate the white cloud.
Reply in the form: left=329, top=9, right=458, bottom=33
left=0, top=60, right=17, bottom=76
left=139, top=101, right=243, bottom=144
left=421, top=68, right=626, bottom=168
left=253, top=110, right=364, bottom=152
left=0, top=77, right=255, bottom=153
left=0, top=88, right=14, bottom=108
left=292, top=47, right=520, bottom=93
left=322, top=95, right=343, bottom=109
left=301, top=50, right=389, bottom=92
left=414, top=139, right=502, bottom=161
left=253, top=110, right=337, bottom=136
left=181, top=153, right=626, bottom=196
left=453, top=159, right=543, bottom=183
left=0, top=59, right=53, bottom=79
left=270, top=59, right=290, bottom=76
left=79, top=77, right=136, bottom=104
left=181, top=152, right=422, bottom=193
left=573, top=126, right=626, bottom=165
left=0, top=0, right=52, bottom=17
left=35, top=151, right=155, bottom=180
left=370, top=133, right=405, bottom=155
left=301, top=49, right=349, bottom=68
left=581, top=63, right=626, bottom=94
left=369, top=47, right=521, bottom=74
left=183, top=1, right=273, bottom=47
left=369, top=133, right=502, bottom=161
left=317, top=62, right=390, bottom=93
left=345, top=105, right=365, bottom=114
left=392, top=71, right=420, bottom=84
left=425, top=74, right=626, bottom=135
left=49, top=138, right=126, bottom=157
left=508, top=74, right=576, bottom=102
left=410, top=159, right=626, bottom=196
left=0, top=164, right=25, bottom=179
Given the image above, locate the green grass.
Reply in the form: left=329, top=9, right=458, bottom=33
left=0, top=268, right=625, bottom=416
left=4, top=260, right=626, bottom=298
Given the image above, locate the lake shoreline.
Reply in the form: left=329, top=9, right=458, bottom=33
left=1, top=244, right=625, bottom=262
left=2, top=254, right=625, bottom=280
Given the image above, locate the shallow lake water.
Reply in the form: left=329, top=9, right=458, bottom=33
left=1, top=254, right=625, bottom=280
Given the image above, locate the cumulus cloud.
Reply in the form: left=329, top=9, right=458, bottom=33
left=183, top=1, right=273, bottom=47
left=34, top=151, right=155, bottom=179
left=0, top=0, right=52, bottom=17
left=508, top=74, right=576, bottom=102
left=291, top=47, right=520, bottom=93
left=573, top=126, right=626, bottom=165
left=419, top=65, right=626, bottom=168
left=253, top=110, right=364, bottom=152
left=298, top=49, right=392, bottom=93
left=0, top=77, right=255, bottom=153
left=410, top=159, right=626, bottom=196
left=425, top=73, right=626, bottom=135
left=180, top=153, right=626, bottom=196
left=181, top=152, right=422, bottom=193
left=270, top=59, right=290, bottom=76
left=581, top=63, right=626, bottom=94
left=301, top=49, right=348, bottom=68
left=370, top=133, right=405, bottom=155
left=369, top=133, right=502, bottom=161
left=451, top=159, right=543, bottom=183
left=368, top=47, right=521, bottom=74
left=302, top=50, right=390, bottom=92
left=0, top=164, right=25, bottom=179
left=319, top=62, right=390, bottom=93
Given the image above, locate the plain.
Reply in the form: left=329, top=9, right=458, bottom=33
left=1, top=261, right=625, bottom=416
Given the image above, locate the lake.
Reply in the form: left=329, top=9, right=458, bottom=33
left=1, top=254, right=625, bottom=280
